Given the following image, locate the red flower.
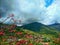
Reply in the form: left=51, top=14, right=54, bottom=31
left=28, top=43, right=33, bottom=45
left=16, top=32, right=23, bottom=35
left=9, top=30, right=13, bottom=32
left=10, top=25, right=16, bottom=29
left=29, top=35, right=33, bottom=38
left=9, top=30, right=16, bottom=32
left=25, top=35, right=33, bottom=38
left=9, top=36, right=15, bottom=39
left=19, top=40, right=26, bottom=44
left=16, top=40, right=27, bottom=45
left=16, top=41, right=20, bottom=45
left=0, top=31, right=5, bottom=36
left=9, top=36, right=13, bottom=38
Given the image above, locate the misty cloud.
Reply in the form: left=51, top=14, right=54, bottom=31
left=0, top=0, right=60, bottom=26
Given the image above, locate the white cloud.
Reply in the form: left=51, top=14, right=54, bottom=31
left=0, top=0, right=60, bottom=25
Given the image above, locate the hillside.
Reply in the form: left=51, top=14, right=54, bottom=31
left=49, top=23, right=60, bottom=31
left=20, top=22, right=60, bottom=37
left=0, top=22, right=60, bottom=45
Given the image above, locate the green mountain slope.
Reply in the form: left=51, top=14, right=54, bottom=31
left=0, top=22, right=59, bottom=38
left=0, top=22, right=60, bottom=45
left=20, top=22, right=60, bottom=37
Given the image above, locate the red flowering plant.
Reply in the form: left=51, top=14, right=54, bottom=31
left=16, top=32, right=23, bottom=38
left=8, top=36, right=17, bottom=42
left=9, top=30, right=16, bottom=33
left=16, top=32, right=23, bottom=35
left=0, top=31, right=5, bottom=41
left=28, top=43, right=33, bottom=45
left=0, top=31, right=5, bottom=36
left=9, top=24, right=16, bottom=30
left=25, top=34, right=33, bottom=39
left=16, top=40, right=28, bottom=45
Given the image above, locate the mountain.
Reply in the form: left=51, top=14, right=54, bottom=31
left=49, top=23, right=60, bottom=31
left=0, top=22, right=60, bottom=38
left=0, top=22, right=60, bottom=45
left=20, top=22, right=60, bottom=37
left=21, top=22, right=43, bottom=31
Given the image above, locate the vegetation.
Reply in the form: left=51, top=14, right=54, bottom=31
left=0, top=23, right=60, bottom=45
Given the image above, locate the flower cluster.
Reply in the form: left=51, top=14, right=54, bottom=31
left=0, top=24, right=60, bottom=45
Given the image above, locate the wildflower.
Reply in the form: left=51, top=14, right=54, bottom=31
left=9, top=36, right=16, bottom=39
left=16, top=32, right=23, bottom=35
left=9, top=30, right=16, bottom=32
left=16, top=40, right=27, bottom=45
left=28, top=43, right=33, bottom=45
left=16, top=41, right=20, bottom=45
left=42, top=42, right=49, bottom=45
left=8, top=36, right=17, bottom=42
left=25, top=34, right=33, bottom=39
left=29, top=35, right=33, bottom=38
left=0, top=31, right=5, bottom=36
left=10, top=25, right=16, bottom=29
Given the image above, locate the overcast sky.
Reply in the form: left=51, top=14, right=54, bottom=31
left=0, top=0, right=60, bottom=25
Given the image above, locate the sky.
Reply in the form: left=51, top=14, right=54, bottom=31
left=0, top=0, right=60, bottom=26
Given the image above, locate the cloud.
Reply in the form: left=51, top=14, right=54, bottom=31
left=0, top=0, right=60, bottom=25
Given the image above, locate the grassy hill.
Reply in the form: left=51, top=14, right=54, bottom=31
left=49, top=23, right=60, bottom=31
left=20, top=22, right=60, bottom=37
left=0, top=22, right=60, bottom=45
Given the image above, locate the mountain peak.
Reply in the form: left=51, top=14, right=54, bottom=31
left=21, top=22, right=44, bottom=31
